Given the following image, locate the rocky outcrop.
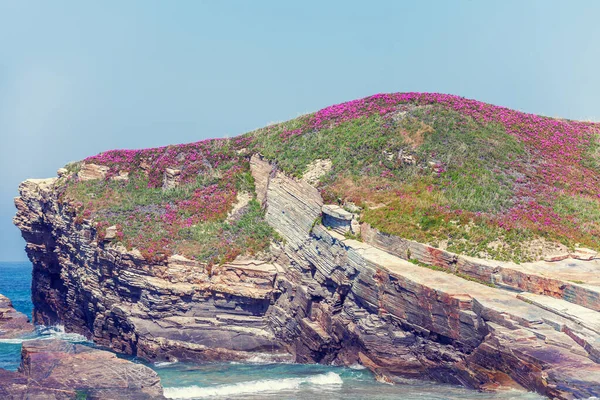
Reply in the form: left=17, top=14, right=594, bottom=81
left=77, top=163, right=109, bottom=181
left=0, top=339, right=164, bottom=399
left=162, top=168, right=181, bottom=190
left=13, top=157, right=600, bottom=399
left=360, top=223, right=600, bottom=312
left=13, top=176, right=288, bottom=364
left=0, top=294, right=34, bottom=339
left=321, top=204, right=359, bottom=235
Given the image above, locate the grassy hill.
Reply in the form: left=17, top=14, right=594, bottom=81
left=59, top=93, right=600, bottom=264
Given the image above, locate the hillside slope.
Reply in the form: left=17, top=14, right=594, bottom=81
left=13, top=93, right=600, bottom=399
left=63, top=92, right=600, bottom=264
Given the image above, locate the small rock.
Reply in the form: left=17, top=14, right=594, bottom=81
left=77, top=163, right=109, bottom=181
left=111, top=171, right=129, bottom=181
left=383, top=151, right=395, bottom=161
left=57, top=167, right=68, bottom=177
left=104, top=225, right=117, bottom=241
left=163, top=168, right=182, bottom=190
left=351, top=218, right=361, bottom=235
left=322, top=204, right=353, bottom=221
left=401, top=154, right=417, bottom=165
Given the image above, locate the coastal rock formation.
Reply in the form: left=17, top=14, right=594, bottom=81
left=13, top=176, right=287, bottom=364
left=0, top=339, right=164, bottom=399
left=13, top=156, right=600, bottom=399
left=0, top=294, right=34, bottom=339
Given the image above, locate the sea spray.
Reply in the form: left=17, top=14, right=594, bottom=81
left=0, top=325, right=89, bottom=344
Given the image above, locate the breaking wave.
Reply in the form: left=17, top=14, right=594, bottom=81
left=163, top=371, right=343, bottom=399
left=0, top=325, right=89, bottom=344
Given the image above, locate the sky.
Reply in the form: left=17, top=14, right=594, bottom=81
left=1, top=0, right=599, bottom=261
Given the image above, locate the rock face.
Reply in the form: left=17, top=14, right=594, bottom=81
left=0, top=294, right=34, bottom=339
left=0, top=339, right=164, bottom=399
left=13, top=156, right=600, bottom=399
left=77, top=163, right=109, bottom=181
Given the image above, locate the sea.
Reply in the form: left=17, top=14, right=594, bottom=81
left=0, top=261, right=543, bottom=399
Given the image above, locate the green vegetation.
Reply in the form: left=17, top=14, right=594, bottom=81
left=60, top=93, right=600, bottom=264
left=75, top=390, right=88, bottom=400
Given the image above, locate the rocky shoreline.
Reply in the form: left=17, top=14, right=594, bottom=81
left=0, top=294, right=34, bottom=339
left=0, top=339, right=164, bottom=399
left=11, top=155, right=600, bottom=399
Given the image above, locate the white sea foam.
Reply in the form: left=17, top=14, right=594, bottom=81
left=0, top=325, right=89, bottom=344
left=245, top=352, right=294, bottom=364
left=163, top=371, right=343, bottom=399
left=154, top=359, right=179, bottom=367
left=348, top=363, right=366, bottom=370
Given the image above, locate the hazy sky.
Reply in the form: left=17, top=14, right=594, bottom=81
left=1, top=0, right=599, bottom=261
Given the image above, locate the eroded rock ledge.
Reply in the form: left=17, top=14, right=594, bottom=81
left=0, top=339, right=164, bottom=399
left=12, top=155, right=600, bottom=399
left=0, top=294, right=34, bottom=339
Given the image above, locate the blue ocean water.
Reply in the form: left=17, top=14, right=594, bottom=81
left=0, top=261, right=33, bottom=371
left=0, top=261, right=542, bottom=399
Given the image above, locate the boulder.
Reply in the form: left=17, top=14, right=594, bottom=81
left=12, top=339, right=165, bottom=399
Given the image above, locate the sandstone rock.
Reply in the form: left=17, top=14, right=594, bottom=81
left=0, top=368, right=76, bottom=400
left=78, top=163, right=109, bottom=181
left=0, top=339, right=164, bottom=399
left=250, top=154, right=273, bottom=207
left=360, top=222, right=600, bottom=313
left=162, top=168, right=181, bottom=190
left=264, top=168, right=323, bottom=247
left=400, top=152, right=416, bottom=165
left=571, top=247, right=598, bottom=261
left=57, top=167, right=69, bottom=177
left=322, top=204, right=354, bottom=235
left=112, top=171, right=129, bottom=181
left=544, top=252, right=570, bottom=262
left=0, top=293, right=34, bottom=339
left=104, top=225, right=118, bottom=241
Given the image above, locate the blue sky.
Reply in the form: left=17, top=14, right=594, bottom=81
left=1, top=0, right=599, bottom=261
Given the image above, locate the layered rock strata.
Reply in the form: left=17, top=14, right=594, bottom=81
left=13, top=156, right=600, bottom=399
left=0, top=339, right=164, bottom=399
left=0, top=294, right=34, bottom=339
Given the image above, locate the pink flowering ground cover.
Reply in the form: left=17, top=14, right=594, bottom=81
left=61, top=93, right=600, bottom=264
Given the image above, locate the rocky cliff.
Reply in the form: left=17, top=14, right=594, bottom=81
left=14, top=151, right=600, bottom=399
